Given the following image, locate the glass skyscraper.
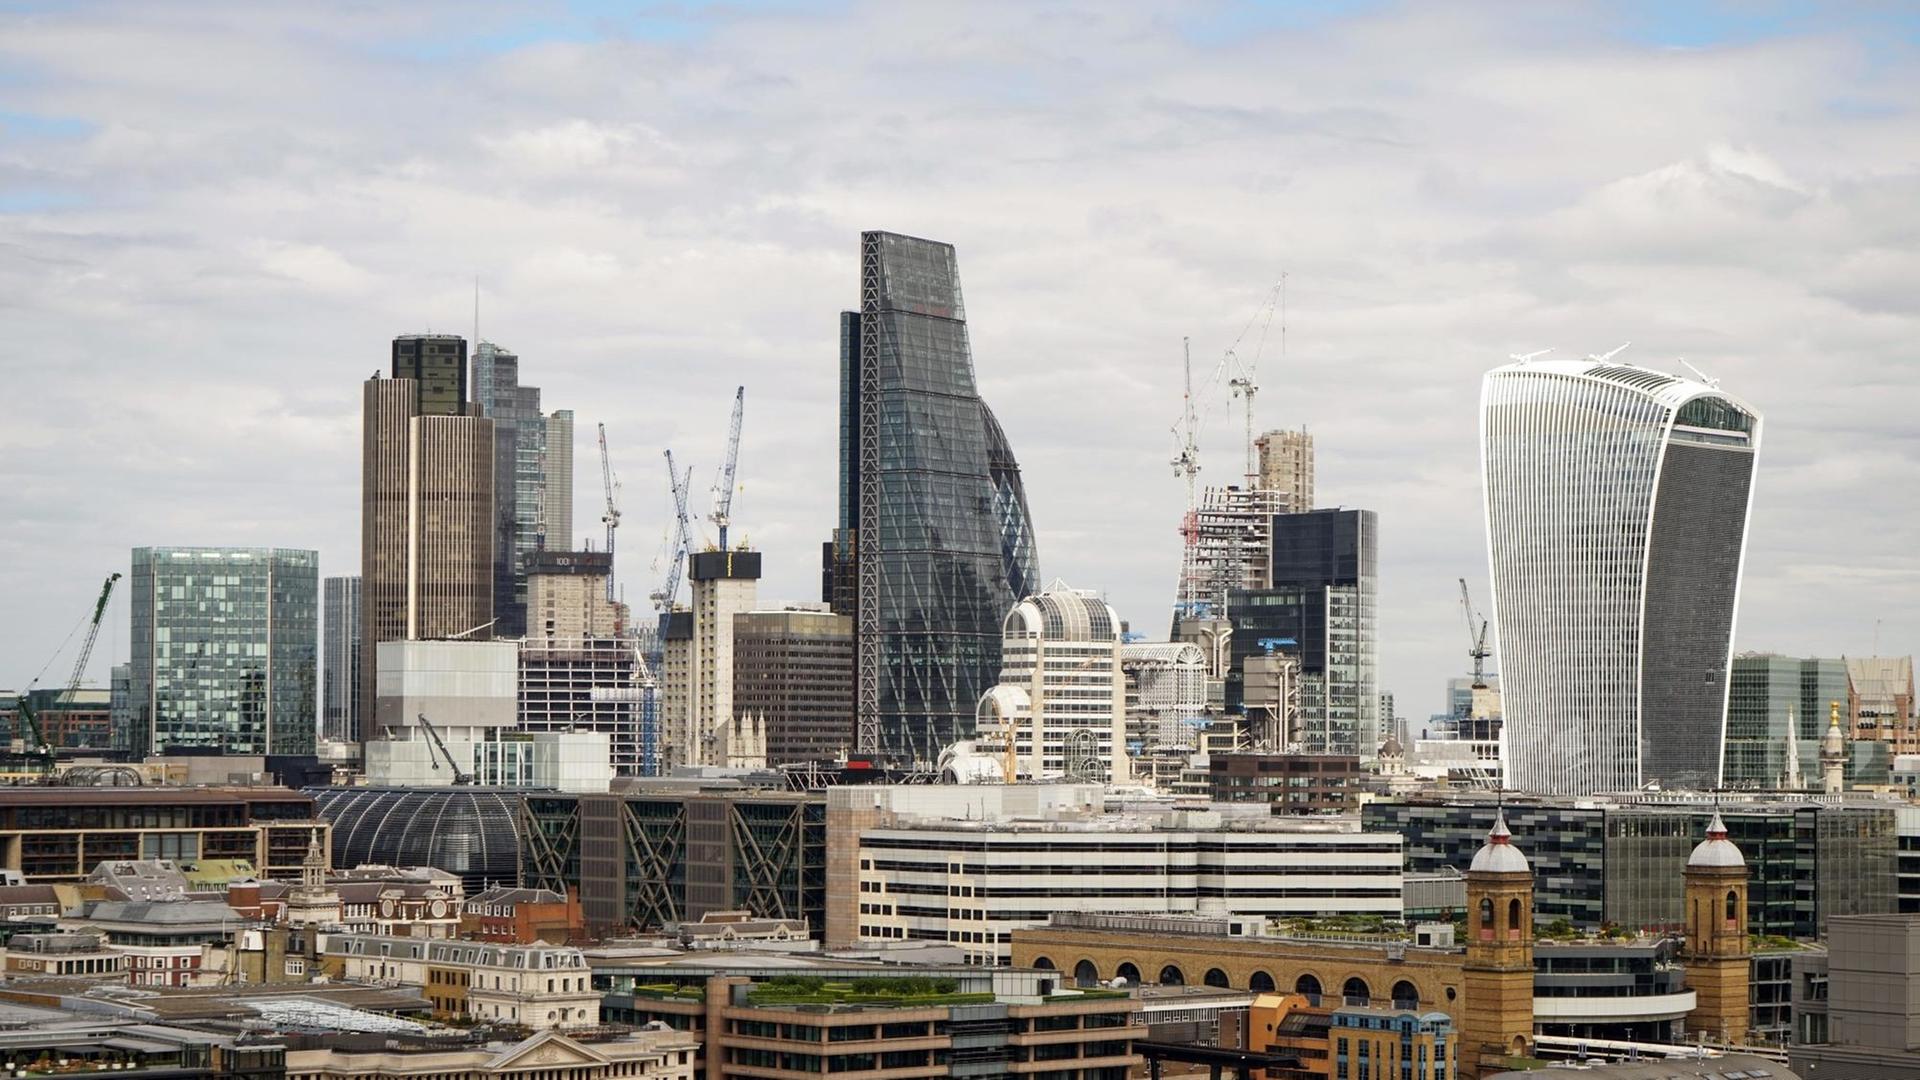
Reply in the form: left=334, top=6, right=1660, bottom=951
left=1481, top=358, right=1762, bottom=795
left=321, top=575, right=362, bottom=744
left=1725, top=654, right=1848, bottom=789
left=129, top=546, right=318, bottom=756
left=827, top=231, right=1039, bottom=761
left=1226, top=508, right=1379, bottom=756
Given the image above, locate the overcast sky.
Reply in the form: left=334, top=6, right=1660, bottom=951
left=3, top=1, right=1916, bottom=722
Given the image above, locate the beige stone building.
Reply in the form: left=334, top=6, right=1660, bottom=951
left=286, top=1028, right=696, bottom=1080
left=1255, top=427, right=1315, bottom=513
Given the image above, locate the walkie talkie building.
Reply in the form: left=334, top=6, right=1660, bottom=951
left=1481, top=357, right=1762, bottom=795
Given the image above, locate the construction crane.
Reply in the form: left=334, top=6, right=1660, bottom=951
left=708, top=387, right=745, bottom=552
left=1459, top=578, right=1492, bottom=690
left=598, top=422, right=621, bottom=603
left=416, top=713, right=473, bottom=784
left=650, top=450, right=694, bottom=622
left=16, top=573, right=121, bottom=770
left=1171, top=338, right=1205, bottom=624
left=642, top=451, right=694, bottom=775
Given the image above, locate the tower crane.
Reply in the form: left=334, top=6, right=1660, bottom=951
left=1459, top=578, right=1492, bottom=690
left=650, top=450, right=694, bottom=624
left=17, top=573, right=122, bottom=770
left=598, top=423, right=621, bottom=603
left=641, top=451, right=694, bottom=775
left=708, top=387, right=745, bottom=552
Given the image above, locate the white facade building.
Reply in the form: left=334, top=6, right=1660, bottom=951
left=974, top=581, right=1127, bottom=782
left=1481, top=357, right=1761, bottom=795
left=855, top=809, right=1402, bottom=966
left=1120, top=641, right=1209, bottom=752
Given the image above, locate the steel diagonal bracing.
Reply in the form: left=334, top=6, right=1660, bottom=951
left=519, top=799, right=577, bottom=893
left=856, top=233, right=882, bottom=753
left=730, top=804, right=803, bottom=920
left=622, top=801, right=685, bottom=930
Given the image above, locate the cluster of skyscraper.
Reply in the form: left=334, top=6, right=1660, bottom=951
left=100, top=231, right=1919, bottom=803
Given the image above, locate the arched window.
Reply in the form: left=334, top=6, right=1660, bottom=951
left=1115, top=962, right=1141, bottom=985
left=1478, top=898, right=1494, bottom=940
left=1343, top=977, right=1371, bottom=1006
left=1294, top=973, right=1322, bottom=1003
left=1726, top=889, right=1739, bottom=927
left=1032, top=956, right=1055, bottom=970
left=1203, top=968, right=1230, bottom=988
left=1158, top=965, right=1186, bottom=986
left=1508, top=897, right=1523, bottom=940
left=1391, top=980, right=1419, bottom=1009
left=1249, top=970, right=1275, bottom=993
left=1073, top=960, right=1099, bottom=987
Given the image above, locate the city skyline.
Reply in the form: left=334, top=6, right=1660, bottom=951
left=3, top=4, right=1917, bottom=717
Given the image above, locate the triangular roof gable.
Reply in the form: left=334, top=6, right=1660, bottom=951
left=487, top=1031, right=610, bottom=1071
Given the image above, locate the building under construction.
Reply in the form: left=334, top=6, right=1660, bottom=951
left=517, top=550, right=642, bottom=775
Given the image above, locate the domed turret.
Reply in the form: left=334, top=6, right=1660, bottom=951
left=1687, top=811, right=1745, bottom=870
left=1470, top=809, right=1531, bottom=874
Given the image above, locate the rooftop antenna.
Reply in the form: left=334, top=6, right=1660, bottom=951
left=1678, top=358, right=1719, bottom=389
left=473, top=276, right=479, bottom=346
left=1509, top=348, right=1552, bottom=364
left=1588, top=342, right=1632, bottom=363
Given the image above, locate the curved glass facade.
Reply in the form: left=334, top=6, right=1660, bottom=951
left=837, top=231, right=1039, bottom=761
left=1481, top=359, right=1761, bottom=795
left=310, top=786, right=524, bottom=892
left=983, top=403, right=1039, bottom=604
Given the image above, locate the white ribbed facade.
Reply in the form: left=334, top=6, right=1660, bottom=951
left=856, top=816, right=1402, bottom=965
left=975, top=580, right=1127, bottom=782
left=1481, top=358, right=1761, bottom=796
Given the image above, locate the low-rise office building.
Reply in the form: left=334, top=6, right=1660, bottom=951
left=1363, top=793, right=1897, bottom=937
left=0, top=787, right=324, bottom=884
left=521, top=787, right=826, bottom=937
left=1204, top=753, right=1365, bottom=812
left=855, top=811, right=1401, bottom=966
left=599, top=963, right=1140, bottom=1080
left=1, top=930, right=125, bottom=979
left=64, top=899, right=237, bottom=987
left=324, top=934, right=599, bottom=1030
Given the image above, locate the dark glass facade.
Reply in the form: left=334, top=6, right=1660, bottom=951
left=472, top=342, right=546, bottom=638
left=522, top=790, right=827, bottom=936
left=129, top=547, right=318, bottom=756
left=390, top=333, right=467, bottom=416
left=321, top=575, right=362, bottom=745
left=1724, top=654, right=1848, bottom=789
left=1226, top=509, right=1378, bottom=755
left=832, top=231, right=1039, bottom=761
left=310, top=786, right=523, bottom=894
left=1363, top=797, right=1897, bottom=939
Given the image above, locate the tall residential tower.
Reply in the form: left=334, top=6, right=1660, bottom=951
left=826, top=231, right=1039, bottom=761
left=1481, top=357, right=1761, bottom=795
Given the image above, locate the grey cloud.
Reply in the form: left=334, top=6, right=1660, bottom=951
left=0, top=1, right=1914, bottom=717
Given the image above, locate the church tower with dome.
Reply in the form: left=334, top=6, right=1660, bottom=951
left=1683, top=810, right=1750, bottom=1044
left=1461, top=808, right=1534, bottom=1075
